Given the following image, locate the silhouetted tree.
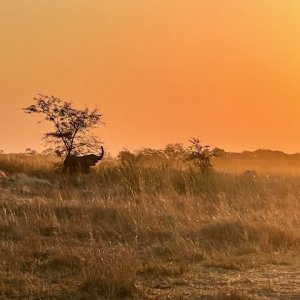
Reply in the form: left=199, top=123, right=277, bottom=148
left=212, top=147, right=226, bottom=157
left=164, top=143, right=185, bottom=159
left=118, top=149, right=142, bottom=167
left=186, top=138, right=216, bottom=171
left=25, top=148, right=38, bottom=156
left=41, top=148, right=56, bottom=156
left=23, top=95, right=104, bottom=161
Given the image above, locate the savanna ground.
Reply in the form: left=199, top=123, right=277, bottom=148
left=1, top=153, right=300, bottom=299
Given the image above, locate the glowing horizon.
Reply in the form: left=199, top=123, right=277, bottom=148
left=1, top=1, right=300, bottom=155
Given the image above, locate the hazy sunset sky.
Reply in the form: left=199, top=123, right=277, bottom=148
left=1, top=1, right=300, bottom=154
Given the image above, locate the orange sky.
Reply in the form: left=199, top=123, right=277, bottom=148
left=1, top=0, right=300, bottom=154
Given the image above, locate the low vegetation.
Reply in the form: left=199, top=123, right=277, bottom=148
left=1, top=150, right=300, bottom=299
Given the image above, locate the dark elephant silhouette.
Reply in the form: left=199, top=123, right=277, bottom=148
left=63, top=146, right=104, bottom=174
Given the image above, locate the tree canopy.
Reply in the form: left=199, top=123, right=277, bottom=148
left=23, top=95, right=104, bottom=157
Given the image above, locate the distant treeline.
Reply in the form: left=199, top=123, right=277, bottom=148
left=1, top=145, right=300, bottom=173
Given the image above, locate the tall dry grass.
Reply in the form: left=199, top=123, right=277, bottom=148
left=1, top=154, right=300, bottom=298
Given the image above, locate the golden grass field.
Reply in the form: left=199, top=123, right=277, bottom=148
left=1, top=153, right=300, bottom=299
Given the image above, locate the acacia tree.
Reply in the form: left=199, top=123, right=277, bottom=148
left=23, top=95, right=104, bottom=159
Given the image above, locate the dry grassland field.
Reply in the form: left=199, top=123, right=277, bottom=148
left=1, top=152, right=300, bottom=299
